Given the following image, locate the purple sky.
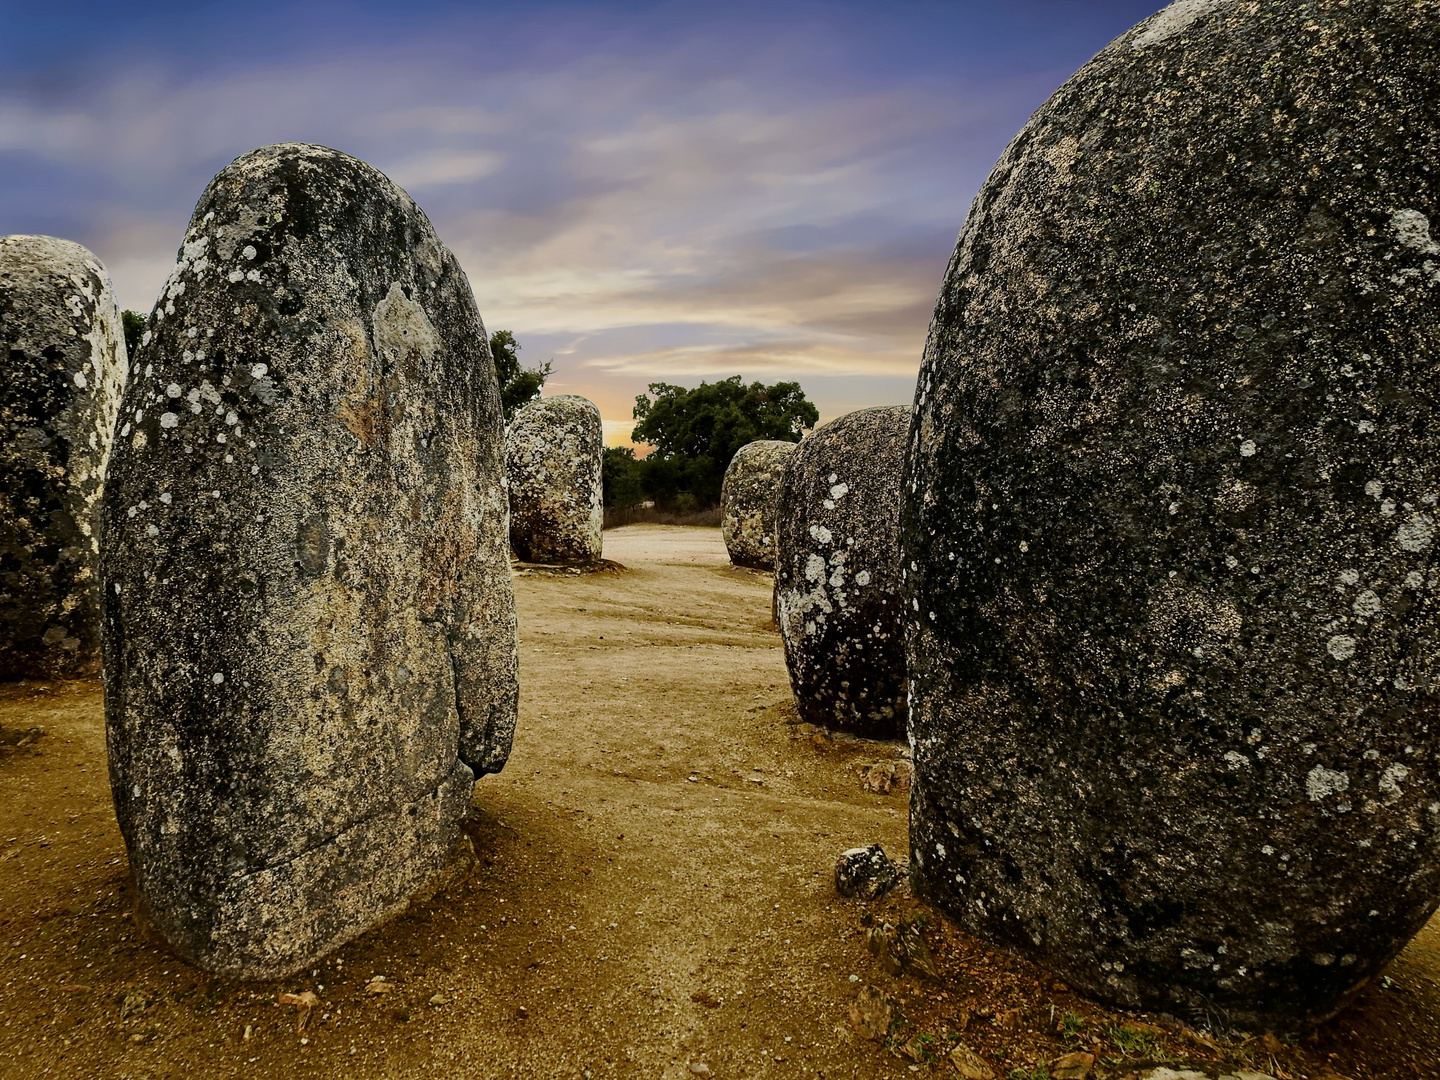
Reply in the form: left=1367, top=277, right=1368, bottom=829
left=0, top=0, right=1163, bottom=442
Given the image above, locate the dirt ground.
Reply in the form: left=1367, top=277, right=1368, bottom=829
left=2, top=525, right=1439, bottom=1080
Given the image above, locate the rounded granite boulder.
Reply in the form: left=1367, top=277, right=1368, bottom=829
left=721, top=440, right=796, bottom=570
left=903, top=0, right=1440, bottom=1033
left=776, top=406, right=909, bottom=738
left=505, top=395, right=603, bottom=564
left=0, top=236, right=128, bottom=680
left=100, top=143, right=519, bottom=979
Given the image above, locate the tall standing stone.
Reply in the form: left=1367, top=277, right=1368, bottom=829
left=101, top=143, right=518, bottom=979
left=903, top=0, right=1440, bottom=1033
left=505, top=395, right=603, bottom=564
left=721, top=440, right=796, bottom=571
left=0, top=236, right=128, bottom=680
left=776, top=406, right=909, bottom=738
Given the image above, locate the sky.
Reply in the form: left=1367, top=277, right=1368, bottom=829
left=0, top=0, right=1163, bottom=445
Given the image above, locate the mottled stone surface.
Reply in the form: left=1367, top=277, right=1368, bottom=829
left=835, top=844, right=902, bottom=901
left=777, top=406, right=908, bottom=738
left=903, top=0, right=1440, bottom=1034
left=721, top=440, right=796, bottom=570
left=100, top=144, right=518, bottom=979
left=505, top=395, right=603, bottom=564
left=0, top=236, right=128, bottom=679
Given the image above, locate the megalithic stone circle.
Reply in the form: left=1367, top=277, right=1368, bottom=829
left=0, top=235, right=129, bottom=679
left=902, top=0, right=1440, bottom=1034
left=101, top=143, right=519, bottom=979
left=505, top=394, right=603, bottom=564
left=776, top=406, right=909, bottom=738
left=721, top=440, right=796, bottom=571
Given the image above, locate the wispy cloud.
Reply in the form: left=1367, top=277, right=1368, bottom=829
left=0, top=1, right=1157, bottom=428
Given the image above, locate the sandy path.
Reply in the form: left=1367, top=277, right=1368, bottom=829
left=6, top=525, right=1440, bottom=1080
left=0, top=525, right=916, bottom=1080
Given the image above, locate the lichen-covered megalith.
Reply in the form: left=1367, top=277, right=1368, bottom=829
left=505, top=395, right=603, bottom=564
left=903, top=0, right=1440, bottom=1034
left=721, top=440, right=796, bottom=570
left=776, top=406, right=908, bottom=738
left=100, top=143, right=518, bottom=979
left=0, top=236, right=128, bottom=679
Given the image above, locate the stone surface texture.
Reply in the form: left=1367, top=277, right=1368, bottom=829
left=0, top=236, right=128, bottom=679
left=100, top=143, right=518, bottom=979
left=721, top=440, right=796, bottom=570
left=835, top=844, right=902, bottom=901
left=776, top=406, right=909, bottom=738
left=505, top=395, right=603, bottom=564
left=903, top=0, right=1440, bottom=1034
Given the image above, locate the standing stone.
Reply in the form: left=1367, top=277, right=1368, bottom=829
left=101, top=143, right=518, bottom=979
left=776, top=406, right=908, bottom=738
left=0, top=236, right=128, bottom=680
left=505, top=395, right=603, bottom=564
left=903, top=0, right=1440, bottom=1034
left=721, top=440, right=796, bottom=570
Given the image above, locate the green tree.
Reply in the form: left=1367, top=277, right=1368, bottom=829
left=489, top=329, right=553, bottom=421
left=602, top=446, right=646, bottom=510
left=630, top=376, right=818, bottom=507
left=121, top=310, right=147, bottom=358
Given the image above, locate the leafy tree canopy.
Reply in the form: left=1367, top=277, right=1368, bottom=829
left=602, top=446, right=646, bottom=510
left=629, top=376, right=818, bottom=506
left=632, top=376, right=816, bottom=460
left=490, top=329, right=553, bottom=421
left=121, top=310, right=147, bottom=358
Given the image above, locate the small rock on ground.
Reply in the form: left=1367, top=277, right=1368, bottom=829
left=835, top=844, right=902, bottom=900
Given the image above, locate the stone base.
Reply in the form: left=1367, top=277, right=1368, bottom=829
left=140, top=761, right=475, bottom=980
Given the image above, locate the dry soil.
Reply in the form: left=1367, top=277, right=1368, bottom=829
left=1, top=526, right=1438, bottom=1080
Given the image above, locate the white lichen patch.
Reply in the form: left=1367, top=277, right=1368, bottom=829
left=1392, top=209, right=1440, bottom=256
left=1352, top=591, right=1383, bottom=617
left=1131, top=0, right=1234, bottom=48
left=1396, top=514, right=1434, bottom=552
left=1306, top=765, right=1350, bottom=802
left=372, top=281, right=439, bottom=364
left=1327, top=635, right=1357, bottom=661
left=1379, top=764, right=1410, bottom=803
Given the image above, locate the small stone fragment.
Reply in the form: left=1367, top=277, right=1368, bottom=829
left=687, top=1064, right=712, bottom=1077
left=429, top=994, right=448, bottom=1007
left=1256, top=1033, right=1284, bottom=1056
left=0, top=235, right=128, bottom=679
left=948, top=1045, right=995, bottom=1080
left=102, top=143, right=518, bottom=979
left=277, top=991, right=319, bottom=1031
left=835, top=844, right=902, bottom=901
left=775, top=406, right=909, bottom=737
left=865, top=919, right=937, bottom=980
left=860, top=760, right=913, bottom=795
left=721, top=439, right=797, bottom=570
left=505, top=395, right=603, bottom=564
left=365, top=978, right=393, bottom=995
left=1051, top=1051, right=1095, bottom=1080
left=846, top=985, right=893, bottom=1042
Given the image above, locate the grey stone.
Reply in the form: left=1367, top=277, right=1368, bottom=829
left=504, top=395, right=603, bottom=564
left=0, top=236, right=128, bottom=679
left=100, top=143, right=518, bottom=979
left=776, top=406, right=909, bottom=738
left=721, top=440, right=796, bottom=570
left=903, top=0, right=1440, bottom=1035
left=835, top=844, right=902, bottom=901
